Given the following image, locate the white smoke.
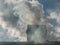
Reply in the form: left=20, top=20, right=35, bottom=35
left=46, top=8, right=60, bottom=41
left=0, top=0, right=46, bottom=42
left=0, top=0, right=28, bottom=42
left=13, top=0, right=46, bottom=25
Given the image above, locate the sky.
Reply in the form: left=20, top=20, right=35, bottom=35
left=39, top=0, right=60, bottom=16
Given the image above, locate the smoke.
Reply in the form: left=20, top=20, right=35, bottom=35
left=46, top=7, right=60, bottom=41
left=13, top=0, right=46, bottom=25
left=0, top=0, right=27, bottom=42
left=0, top=0, right=46, bottom=42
